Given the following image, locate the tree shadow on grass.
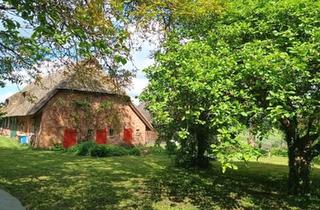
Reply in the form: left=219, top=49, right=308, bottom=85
left=0, top=148, right=166, bottom=209
left=0, top=148, right=320, bottom=209
left=143, top=161, right=320, bottom=209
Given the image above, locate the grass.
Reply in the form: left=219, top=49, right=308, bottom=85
left=0, top=136, right=320, bottom=209
left=0, top=136, right=27, bottom=149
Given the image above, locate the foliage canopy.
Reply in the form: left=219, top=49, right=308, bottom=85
left=141, top=0, right=320, bottom=194
left=0, top=0, right=219, bottom=87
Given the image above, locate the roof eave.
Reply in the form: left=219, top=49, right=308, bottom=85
left=129, top=103, right=154, bottom=131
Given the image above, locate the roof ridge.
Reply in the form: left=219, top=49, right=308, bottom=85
left=3, top=60, right=119, bottom=117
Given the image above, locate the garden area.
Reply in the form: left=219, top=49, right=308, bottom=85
left=1, top=0, right=320, bottom=209
left=1, top=136, right=320, bottom=210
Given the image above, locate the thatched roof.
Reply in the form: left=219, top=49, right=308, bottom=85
left=137, top=102, right=153, bottom=123
left=3, top=59, right=119, bottom=117
left=130, top=103, right=154, bottom=131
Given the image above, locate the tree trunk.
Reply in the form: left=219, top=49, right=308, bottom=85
left=300, top=158, right=311, bottom=195
left=195, top=126, right=209, bottom=168
left=247, top=119, right=256, bottom=147
left=247, top=130, right=256, bottom=147
left=287, top=143, right=299, bottom=194
left=286, top=134, right=311, bottom=195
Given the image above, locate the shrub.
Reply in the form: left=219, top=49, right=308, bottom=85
left=257, top=148, right=269, bottom=156
left=270, top=148, right=287, bottom=157
left=70, top=141, right=141, bottom=157
left=148, top=145, right=166, bottom=155
left=165, top=140, right=178, bottom=155
left=51, top=144, right=64, bottom=151
left=90, top=144, right=110, bottom=157
left=127, top=147, right=141, bottom=156
left=103, top=145, right=129, bottom=156
left=73, top=141, right=96, bottom=156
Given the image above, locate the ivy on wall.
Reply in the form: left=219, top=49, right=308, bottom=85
left=50, top=93, right=123, bottom=141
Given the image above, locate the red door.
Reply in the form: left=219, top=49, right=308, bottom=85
left=96, top=129, right=107, bottom=144
left=63, top=129, right=77, bottom=148
left=123, top=128, right=133, bottom=145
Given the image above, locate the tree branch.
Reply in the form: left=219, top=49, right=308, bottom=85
left=311, top=141, right=320, bottom=159
left=0, top=5, right=15, bottom=10
left=0, top=42, right=33, bottom=67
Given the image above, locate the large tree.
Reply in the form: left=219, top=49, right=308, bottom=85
left=142, top=0, right=320, bottom=195
left=0, top=0, right=219, bottom=88
left=214, top=0, right=320, bottom=195
left=141, top=36, right=258, bottom=169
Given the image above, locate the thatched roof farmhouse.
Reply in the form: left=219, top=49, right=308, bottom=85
left=0, top=59, right=155, bottom=148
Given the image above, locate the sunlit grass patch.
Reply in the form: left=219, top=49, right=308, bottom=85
left=0, top=136, right=319, bottom=209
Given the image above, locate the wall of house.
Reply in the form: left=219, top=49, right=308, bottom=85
left=35, top=91, right=148, bottom=148
left=0, top=117, right=11, bottom=136
left=17, top=116, right=33, bottom=134
left=119, top=105, right=147, bottom=145
left=0, top=116, right=35, bottom=139
left=146, top=130, right=158, bottom=145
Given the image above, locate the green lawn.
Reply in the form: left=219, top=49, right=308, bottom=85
left=0, top=136, right=320, bottom=210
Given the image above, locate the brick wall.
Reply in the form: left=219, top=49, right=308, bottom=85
left=35, top=90, right=148, bottom=148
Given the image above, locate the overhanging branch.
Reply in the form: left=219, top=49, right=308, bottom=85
left=0, top=4, right=15, bottom=10
left=0, top=42, right=33, bottom=67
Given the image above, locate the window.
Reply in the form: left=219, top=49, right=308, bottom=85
left=109, top=127, right=114, bottom=137
left=136, top=129, right=141, bottom=136
left=22, top=91, right=27, bottom=97
left=87, top=129, right=93, bottom=139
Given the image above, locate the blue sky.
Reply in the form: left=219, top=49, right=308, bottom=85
left=0, top=41, right=154, bottom=104
left=125, top=41, right=155, bottom=104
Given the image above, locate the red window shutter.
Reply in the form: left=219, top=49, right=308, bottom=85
left=96, top=129, right=107, bottom=144
left=123, top=128, right=133, bottom=145
left=63, top=129, right=77, bottom=148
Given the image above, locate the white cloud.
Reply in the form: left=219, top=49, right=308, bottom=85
left=127, top=23, right=162, bottom=50
left=127, top=74, right=149, bottom=104
left=126, top=70, right=150, bottom=105
left=0, top=92, right=14, bottom=102
left=124, top=37, right=157, bottom=105
left=125, top=23, right=159, bottom=67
